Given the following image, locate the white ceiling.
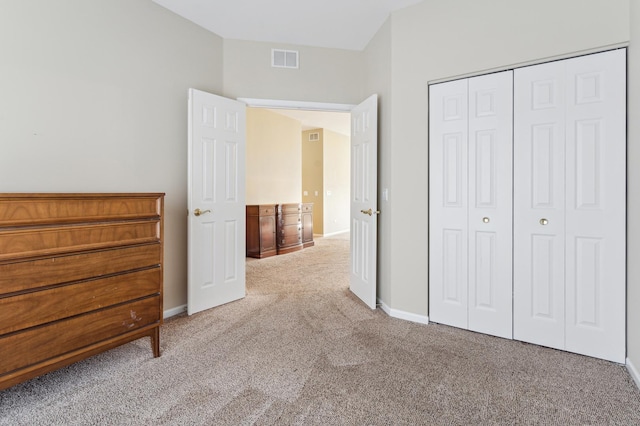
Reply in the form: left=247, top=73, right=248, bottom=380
left=267, top=109, right=351, bottom=136
left=152, top=0, right=423, bottom=51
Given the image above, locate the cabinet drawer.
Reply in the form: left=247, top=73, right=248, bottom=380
left=0, top=220, right=160, bottom=261
left=0, top=296, right=160, bottom=376
left=0, top=243, right=161, bottom=294
left=280, top=224, right=301, bottom=237
left=246, top=205, right=276, bottom=217
left=0, top=194, right=162, bottom=227
left=0, top=267, right=161, bottom=335
left=279, top=203, right=301, bottom=214
left=280, top=214, right=301, bottom=226
left=280, top=231, right=302, bottom=247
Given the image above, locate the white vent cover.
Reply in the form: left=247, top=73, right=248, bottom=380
left=272, top=49, right=299, bottom=69
left=308, top=132, right=320, bottom=141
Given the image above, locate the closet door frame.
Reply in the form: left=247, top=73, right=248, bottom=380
left=428, top=48, right=626, bottom=363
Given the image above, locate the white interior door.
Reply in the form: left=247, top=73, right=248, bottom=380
left=514, top=49, right=626, bottom=363
left=429, top=72, right=513, bottom=338
left=563, top=50, right=626, bottom=362
left=429, top=79, right=469, bottom=329
left=513, top=60, right=567, bottom=350
left=467, top=71, right=513, bottom=339
left=350, top=94, right=378, bottom=309
left=188, top=88, right=246, bottom=316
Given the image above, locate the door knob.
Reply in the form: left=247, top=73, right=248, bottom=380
left=540, top=218, right=548, bottom=225
left=360, top=208, right=381, bottom=216
left=194, top=208, right=212, bottom=217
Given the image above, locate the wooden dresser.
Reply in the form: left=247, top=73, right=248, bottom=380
left=246, top=204, right=277, bottom=258
left=301, top=203, right=314, bottom=248
left=0, top=193, right=164, bottom=391
left=277, top=203, right=303, bottom=255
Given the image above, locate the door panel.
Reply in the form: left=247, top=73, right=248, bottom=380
left=429, top=79, right=469, bottom=329
left=188, top=89, right=246, bottom=316
left=564, top=49, right=626, bottom=363
left=514, top=60, right=566, bottom=350
left=350, top=94, right=378, bottom=309
left=514, top=50, right=626, bottom=362
left=467, top=71, right=513, bottom=339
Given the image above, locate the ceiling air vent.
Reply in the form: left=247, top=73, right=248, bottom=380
left=272, top=49, right=299, bottom=69
left=308, top=132, right=320, bottom=142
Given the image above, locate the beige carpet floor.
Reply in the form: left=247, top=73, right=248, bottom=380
left=1, top=234, right=640, bottom=425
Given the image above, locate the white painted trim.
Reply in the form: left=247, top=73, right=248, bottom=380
left=238, top=97, right=356, bottom=112
left=428, top=44, right=628, bottom=85
left=378, top=299, right=429, bottom=325
left=627, top=357, right=640, bottom=391
left=164, top=304, right=187, bottom=319
left=322, top=230, right=350, bottom=238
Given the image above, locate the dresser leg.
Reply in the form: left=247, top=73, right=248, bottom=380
left=151, top=327, right=161, bottom=357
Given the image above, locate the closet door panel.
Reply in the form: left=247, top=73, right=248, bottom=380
left=513, top=61, right=566, bottom=350
left=467, top=71, right=513, bottom=339
left=564, top=49, right=626, bottom=363
left=429, top=79, right=469, bottom=329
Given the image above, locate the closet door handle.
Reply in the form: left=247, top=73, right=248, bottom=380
left=540, top=218, right=549, bottom=225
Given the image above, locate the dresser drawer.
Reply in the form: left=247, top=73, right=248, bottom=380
left=280, top=214, right=301, bottom=226
left=280, top=231, right=302, bottom=246
left=301, top=203, right=313, bottom=213
left=279, top=203, right=301, bottom=214
left=0, top=296, right=161, bottom=376
left=246, top=205, right=276, bottom=217
left=0, top=194, right=162, bottom=227
left=0, top=220, right=160, bottom=261
left=280, top=224, right=301, bottom=237
left=0, top=243, right=161, bottom=294
left=0, top=267, right=161, bottom=335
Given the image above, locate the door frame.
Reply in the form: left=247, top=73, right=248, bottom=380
left=238, top=98, right=356, bottom=112
left=240, top=97, right=379, bottom=309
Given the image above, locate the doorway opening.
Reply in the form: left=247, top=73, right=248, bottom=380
left=242, top=98, right=353, bottom=242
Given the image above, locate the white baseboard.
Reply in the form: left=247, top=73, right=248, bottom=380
left=378, top=299, right=429, bottom=325
left=627, top=357, right=640, bottom=391
left=321, top=230, right=350, bottom=238
left=164, top=304, right=187, bottom=319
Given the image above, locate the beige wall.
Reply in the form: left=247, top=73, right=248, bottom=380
left=386, top=0, right=630, bottom=317
left=246, top=108, right=302, bottom=204
left=301, top=128, right=350, bottom=236
left=628, top=2, right=640, bottom=377
left=302, top=129, right=324, bottom=234
left=0, top=0, right=224, bottom=314
left=323, top=129, right=351, bottom=235
left=223, top=39, right=363, bottom=104
left=322, top=129, right=350, bottom=235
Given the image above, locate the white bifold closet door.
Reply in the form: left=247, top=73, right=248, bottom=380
left=513, top=49, right=626, bottom=363
left=429, top=71, right=513, bottom=339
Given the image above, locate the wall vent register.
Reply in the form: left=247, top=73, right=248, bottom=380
left=272, top=49, right=299, bottom=69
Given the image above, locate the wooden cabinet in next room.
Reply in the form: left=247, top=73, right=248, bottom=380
left=246, top=205, right=277, bottom=258
left=277, top=203, right=303, bottom=255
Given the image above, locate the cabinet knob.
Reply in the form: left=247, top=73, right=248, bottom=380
left=482, top=217, right=490, bottom=223
left=540, top=218, right=549, bottom=225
